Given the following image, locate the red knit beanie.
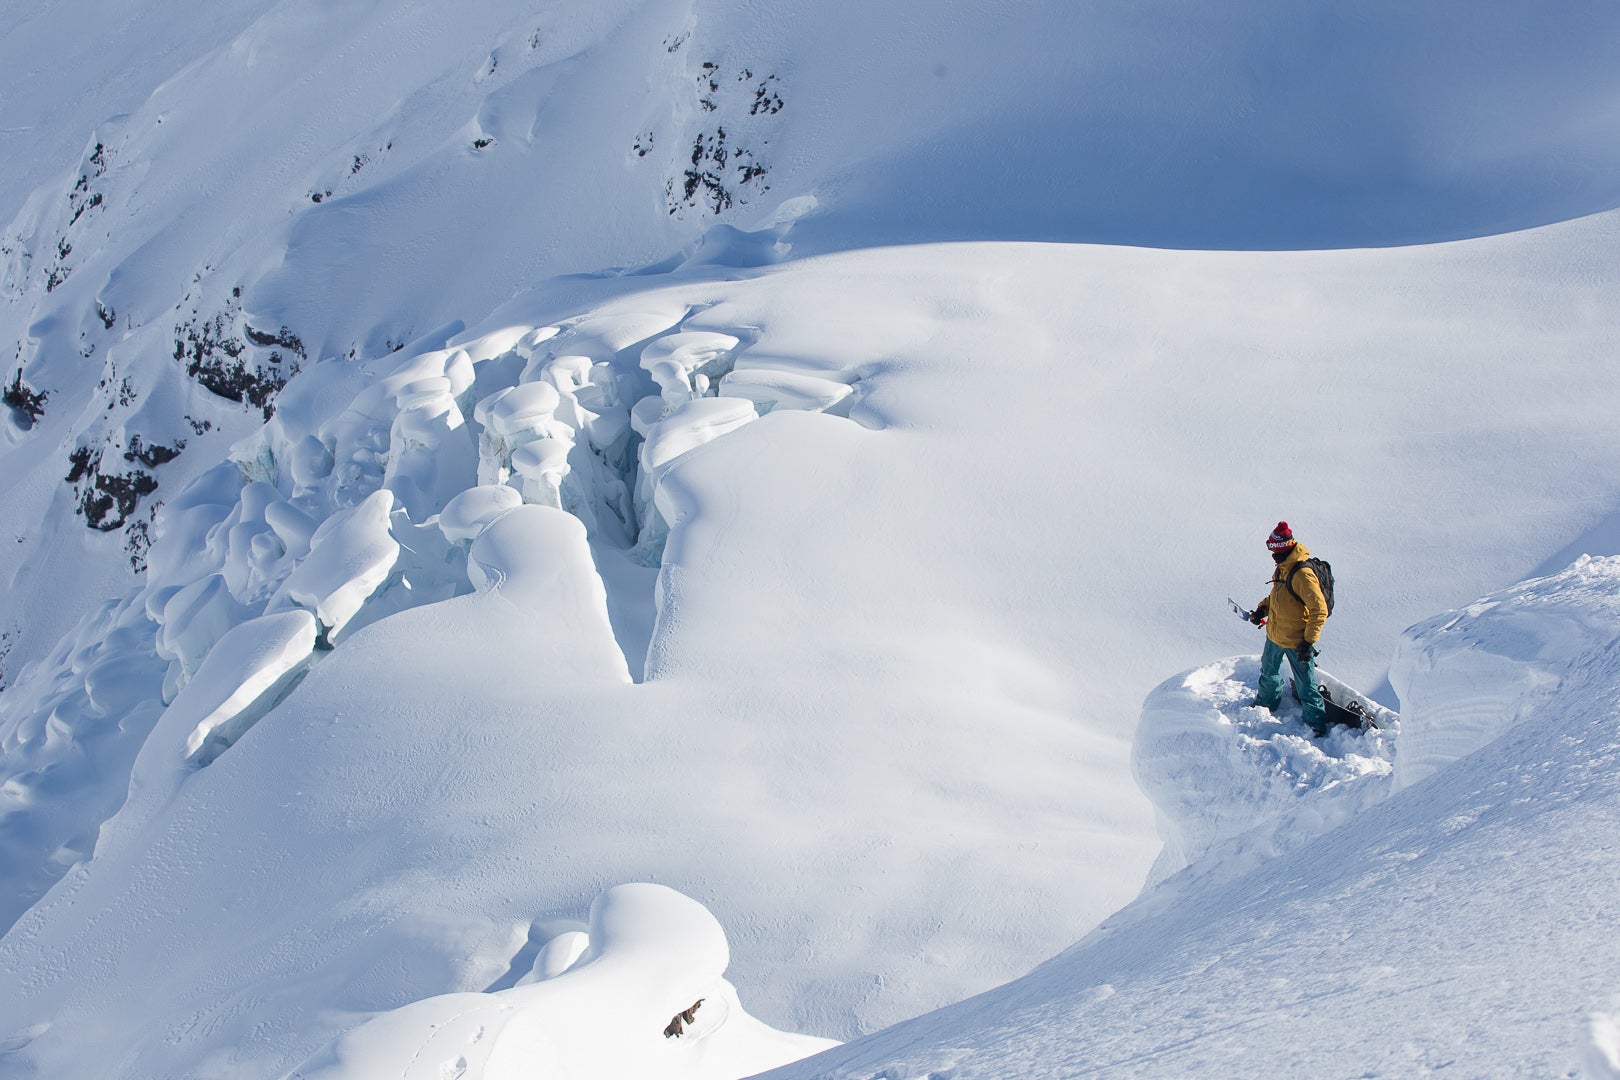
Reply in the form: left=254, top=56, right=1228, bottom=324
left=1267, top=521, right=1296, bottom=553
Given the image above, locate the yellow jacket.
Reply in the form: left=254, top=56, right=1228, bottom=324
left=1257, top=543, right=1328, bottom=647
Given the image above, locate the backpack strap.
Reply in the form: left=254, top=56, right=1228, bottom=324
left=1284, top=562, right=1313, bottom=607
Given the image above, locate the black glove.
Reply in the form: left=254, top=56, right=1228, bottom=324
left=1296, top=642, right=1317, bottom=662
left=1249, top=602, right=1267, bottom=626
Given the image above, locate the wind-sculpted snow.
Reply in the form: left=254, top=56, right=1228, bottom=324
left=1134, top=657, right=1398, bottom=886
left=764, top=557, right=1620, bottom=1079
left=1389, top=553, right=1620, bottom=792
left=0, top=298, right=859, bottom=947
left=1, top=3, right=1620, bottom=1077
left=0, top=593, right=167, bottom=931
left=6, top=0, right=1620, bottom=676
left=177, top=609, right=316, bottom=766
left=4, top=221, right=1620, bottom=1076
left=288, top=883, right=836, bottom=1080
left=1591, top=1002, right=1620, bottom=1080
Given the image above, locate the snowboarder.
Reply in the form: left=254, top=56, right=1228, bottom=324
left=1246, top=521, right=1330, bottom=736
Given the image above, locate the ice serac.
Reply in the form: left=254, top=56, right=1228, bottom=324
left=276, top=489, right=400, bottom=643
left=288, top=884, right=836, bottom=1080
left=437, top=483, right=523, bottom=546
left=466, top=505, right=632, bottom=683
left=176, top=609, right=317, bottom=765
left=632, top=397, right=757, bottom=558
left=718, top=368, right=852, bottom=416
left=384, top=375, right=478, bottom=522
left=157, top=574, right=254, bottom=689
left=640, top=332, right=741, bottom=408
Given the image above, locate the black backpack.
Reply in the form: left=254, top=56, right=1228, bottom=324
left=1285, top=557, right=1335, bottom=616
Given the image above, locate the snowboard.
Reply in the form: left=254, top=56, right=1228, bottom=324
left=1285, top=669, right=1395, bottom=731
left=1317, top=675, right=1396, bottom=731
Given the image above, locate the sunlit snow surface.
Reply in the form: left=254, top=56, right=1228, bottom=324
left=290, top=883, right=835, bottom=1080
left=766, top=557, right=1620, bottom=1078
left=4, top=2, right=1620, bottom=1077
left=5, top=227, right=1620, bottom=1077
left=1135, top=657, right=1398, bottom=886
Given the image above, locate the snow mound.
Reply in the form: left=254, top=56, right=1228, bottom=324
left=465, top=505, right=625, bottom=664
left=438, top=484, right=523, bottom=545
left=288, top=883, right=836, bottom=1080
left=718, top=368, right=852, bottom=416
left=1590, top=1001, right=1620, bottom=1080
left=1134, top=656, right=1398, bottom=884
left=1390, top=553, right=1620, bottom=790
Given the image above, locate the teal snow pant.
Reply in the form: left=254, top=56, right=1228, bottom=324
left=1257, top=638, right=1327, bottom=735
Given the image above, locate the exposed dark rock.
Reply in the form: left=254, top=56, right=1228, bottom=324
left=66, top=445, right=95, bottom=483
left=664, top=1000, right=703, bottom=1038
left=174, top=288, right=302, bottom=418
left=243, top=323, right=308, bottom=360
left=656, top=63, right=780, bottom=218
left=123, top=435, right=185, bottom=469
left=4, top=370, right=47, bottom=427
left=65, top=444, right=159, bottom=532
left=125, top=503, right=160, bottom=573
left=68, top=192, right=103, bottom=228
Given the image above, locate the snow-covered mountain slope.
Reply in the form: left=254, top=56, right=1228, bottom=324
left=5, top=1, right=1620, bottom=1077
left=764, top=555, right=1620, bottom=1078
left=5, top=216, right=1620, bottom=1077
left=8, top=0, right=1620, bottom=688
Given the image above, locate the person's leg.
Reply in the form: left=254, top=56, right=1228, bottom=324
left=1287, top=647, right=1328, bottom=734
left=1255, top=639, right=1286, bottom=709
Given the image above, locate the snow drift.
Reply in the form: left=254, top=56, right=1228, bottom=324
left=764, top=555, right=1620, bottom=1078
left=289, top=883, right=836, bottom=1080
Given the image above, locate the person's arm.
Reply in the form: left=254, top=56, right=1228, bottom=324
left=1297, top=568, right=1328, bottom=644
